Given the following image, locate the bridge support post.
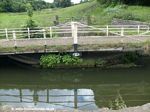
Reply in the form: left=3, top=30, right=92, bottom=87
left=43, top=29, right=47, bottom=52
left=5, top=28, right=8, bottom=40
left=71, top=22, right=80, bottom=56
left=121, top=27, right=124, bottom=36
left=71, top=22, right=78, bottom=50
left=49, top=27, right=52, bottom=38
left=43, top=29, right=46, bottom=39
left=106, top=25, right=109, bottom=36
left=13, top=31, right=17, bottom=48
left=27, top=28, right=30, bottom=39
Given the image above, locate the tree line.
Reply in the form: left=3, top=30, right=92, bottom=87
left=0, top=0, right=54, bottom=12
left=97, top=0, right=150, bottom=6
left=54, top=0, right=72, bottom=8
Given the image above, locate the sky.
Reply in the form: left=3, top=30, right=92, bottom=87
left=44, top=0, right=81, bottom=4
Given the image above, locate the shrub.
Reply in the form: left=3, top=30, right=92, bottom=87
left=40, top=54, right=61, bottom=68
left=62, top=54, right=82, bottom=65
left=25, top=18, right=37, bottom=29
left=24, top=3, right=37, bottom=29
left=40, top=54, right=82, bottom=68
left=109, top=93, right=127, bottom=110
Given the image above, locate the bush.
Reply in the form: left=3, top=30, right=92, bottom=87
left=24, top=3, right=37, bottom=29
left=62, top=54, right=82, bottom=65
left=25, top=18, right=37, bottom=29
left=109, top=93, right=127, bottom=110
left=40, top=54, right=61, bottom=68
left=40, top=54, right=83, bottom=68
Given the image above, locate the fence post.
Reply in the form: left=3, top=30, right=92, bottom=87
left=43, top=29, right=46, bottom=39
left=28, top=28, right=30, bottom=39
left=49, top=27, right=52, bottom=38
left=13, top=31, right=17, bottom=47
left=106, top=25, right=109, bottom=36
left=71, top=22, right=78, bottom=45
left=121, top=27, right=124, bottom=36
left=71, top=22, right=79, bottom=55
left=43, top=29, right=47, bottom=49
left=5, top=28, right=8, bottom=40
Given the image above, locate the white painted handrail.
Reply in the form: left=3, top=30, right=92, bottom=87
left=0, top=22, right=150, bottom=40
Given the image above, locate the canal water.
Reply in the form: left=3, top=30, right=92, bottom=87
left=0, top=57, right=150, bottom=111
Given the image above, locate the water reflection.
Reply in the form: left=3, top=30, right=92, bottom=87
left=0, top=89, right=98, bottom=110
left=1, top=65, right=150, bottom=110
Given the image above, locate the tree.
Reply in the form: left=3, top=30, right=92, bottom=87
left=11, top=2, right=26, bottom=12
left=97, top=0, right=150, bottom=6
left=0, top=0, right=13, bottom=12
left=26, top=3, right=33, bottom=17
left=54, top=0, right=72, bottom=8
left=25, top=3, right=37, bottom=28
left=0, top=0, right=53, bottom=12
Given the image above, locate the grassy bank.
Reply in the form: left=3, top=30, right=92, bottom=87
left=0, top=0, right=150, bottom=28
left=0, top=1, right=97, bottom=28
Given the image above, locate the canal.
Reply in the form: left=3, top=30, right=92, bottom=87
left=0, top=57, right=150, bottom=111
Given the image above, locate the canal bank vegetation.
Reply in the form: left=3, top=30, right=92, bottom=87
left=39, top=52, right=141, bottom=68
left=40, top=54, right=83, bottom=68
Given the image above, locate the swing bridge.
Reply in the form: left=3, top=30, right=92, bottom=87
left=0, top=22, right=150, bottom=55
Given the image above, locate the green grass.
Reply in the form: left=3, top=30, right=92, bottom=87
left=88, top=5, right=150, bottom=25
left=0, top=1, right=150, bottom=28
left=0, top=1, right=97, bottom=28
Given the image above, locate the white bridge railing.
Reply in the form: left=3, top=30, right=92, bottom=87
left=0, top=22, right=150, bottom=41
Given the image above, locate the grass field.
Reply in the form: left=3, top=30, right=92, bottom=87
left=0, top=0, right=150, bottom=28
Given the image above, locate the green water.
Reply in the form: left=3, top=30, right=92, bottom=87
left=0, top=61, right=150, bottom=110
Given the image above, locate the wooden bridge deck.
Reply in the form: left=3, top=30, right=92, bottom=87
left=0, top=36, right=149, bottom=55
left=0, top=36, right=149, bottom=47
